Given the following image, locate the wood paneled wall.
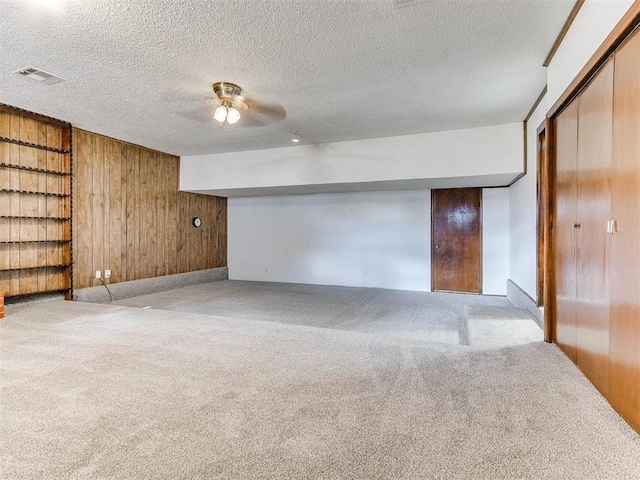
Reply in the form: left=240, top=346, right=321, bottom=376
left=0, top=106, right=71, bottom=298
left=72, top=129, right=226, bottom=289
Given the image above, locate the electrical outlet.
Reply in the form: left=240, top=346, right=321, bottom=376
left=105, top=269, right=111, bottom=279
left=95, top=270, right=101, bottom=279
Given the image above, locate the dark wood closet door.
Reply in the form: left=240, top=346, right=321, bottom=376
left=554, top=101, right=579, bottom=363
left=431, top=188, right=481, bottom=293
left=610, top=30, right=640, bottom=432
left=575, top=60, right=614, bottom=398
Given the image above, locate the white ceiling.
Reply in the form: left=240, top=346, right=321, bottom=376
left=0, top=0, right=573, bottom=157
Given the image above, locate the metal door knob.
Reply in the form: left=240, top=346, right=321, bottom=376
left=574, top=223, right=581, bottom=229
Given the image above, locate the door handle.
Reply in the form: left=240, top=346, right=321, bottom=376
left=435, top=245, right=439, bottom=250
left=574, top=223, right=581, bottom=229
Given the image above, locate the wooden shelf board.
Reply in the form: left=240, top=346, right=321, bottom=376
left=0, top=163, right=70, bottom=176
left=0, top=240, right=70, bottom=244
left=0, top=135, right=70, bottom=154
left=0, top=264, right=70, bottom=272
left=0, top=216, right=70, bottom=220
left=0, top=189, right=69, bottom=197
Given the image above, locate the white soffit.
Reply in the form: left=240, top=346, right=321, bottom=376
left=186, top=173, right=520, bottom=198
left=0, top=0, right=574, bottom=156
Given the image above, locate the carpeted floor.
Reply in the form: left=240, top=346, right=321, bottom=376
left=1, top=283, right=639, bottom=479
left=112, top=280, right=543, bottom=347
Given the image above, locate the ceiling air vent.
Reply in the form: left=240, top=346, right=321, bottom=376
left=13, top=66, right=65, bottom=85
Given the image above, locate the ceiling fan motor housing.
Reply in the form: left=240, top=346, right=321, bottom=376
left=213, top=82, right=248, bottom=111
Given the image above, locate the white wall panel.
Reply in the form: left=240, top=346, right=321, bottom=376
left=229, top=191, right=432, bottom=291
left=483, top=188, right=510, bottom=295
left=508, top=97, right=546, bottom=300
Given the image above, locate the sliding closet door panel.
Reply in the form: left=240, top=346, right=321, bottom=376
left=610, top=31, right=640, bottom=432
left=575, top=60, right=614, bottom=398
left=554, top=101, right=579, bottom=362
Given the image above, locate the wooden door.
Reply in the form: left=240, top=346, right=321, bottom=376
left=431, top=188, right=482, bottom=293
left=609, top=30, right=640, bottom=432
left=554, top=101, right=579, bottom=363
left=537, top=124, right=547, bottom=308
left=575, top=60, right=614, bottom=398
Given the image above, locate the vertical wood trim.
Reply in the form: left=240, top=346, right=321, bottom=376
left=541, top=118, right=554, bottom=343
left=157, top=153, right=167, bottom=277
left=536, top=125, right=546, bottom=308
left=219, top=197, right=225, bottom=266
left=133, top=145, right=142, bottom=280
left=542, top=0, right=586, bottom=67
left=119, top=142, right=127, bottom=282
left=103, top=135, right=111, bottom=281
left=167, top=158, right=178, bottom=275
left=91, top=135, right=104, bottom=287
left=107, top=140, right=122, bottom=283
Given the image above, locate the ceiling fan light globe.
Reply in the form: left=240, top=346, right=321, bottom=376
left=214, top=106, right=228, bottom=123
left=227, top=107, right=241, bottom=124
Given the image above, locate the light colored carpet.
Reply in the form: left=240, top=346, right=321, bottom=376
left=113, top=280, right=543, bottom=347
left=1, top=296, right=639, bottom=479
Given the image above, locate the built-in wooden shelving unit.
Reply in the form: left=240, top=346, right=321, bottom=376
left=0, top=104, right=72, bottom=298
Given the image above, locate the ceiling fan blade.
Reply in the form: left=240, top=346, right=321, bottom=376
left=177, top=105, right=216, bottom=124
left=161, top=89, right=211, bottom=104
left=241, top=99, right=287, bottom=127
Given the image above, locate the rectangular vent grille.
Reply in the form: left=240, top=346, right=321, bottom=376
left=14, top=67, right=65, bottom=85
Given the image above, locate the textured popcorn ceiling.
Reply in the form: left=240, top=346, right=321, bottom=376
left=0, top=0, right=573, bottom=156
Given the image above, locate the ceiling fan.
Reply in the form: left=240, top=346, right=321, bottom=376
left=207, top=82, right=285, bottom=127
left=209, top=82, right=247, bottom=125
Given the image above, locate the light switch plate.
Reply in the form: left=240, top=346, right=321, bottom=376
left=105, top=270, right=111, bottom=279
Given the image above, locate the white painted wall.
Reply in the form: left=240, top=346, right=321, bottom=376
left=546, top=0, right=633, bottom=108
left=508, top=97, right=547, bottom=300
left=483, top=188, right=510, bottom=295
left=228, top=189, right=510, bottom=294
left=181, top=123, right=523, bottom=196
left=228, top=191, right=432, bottom=291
